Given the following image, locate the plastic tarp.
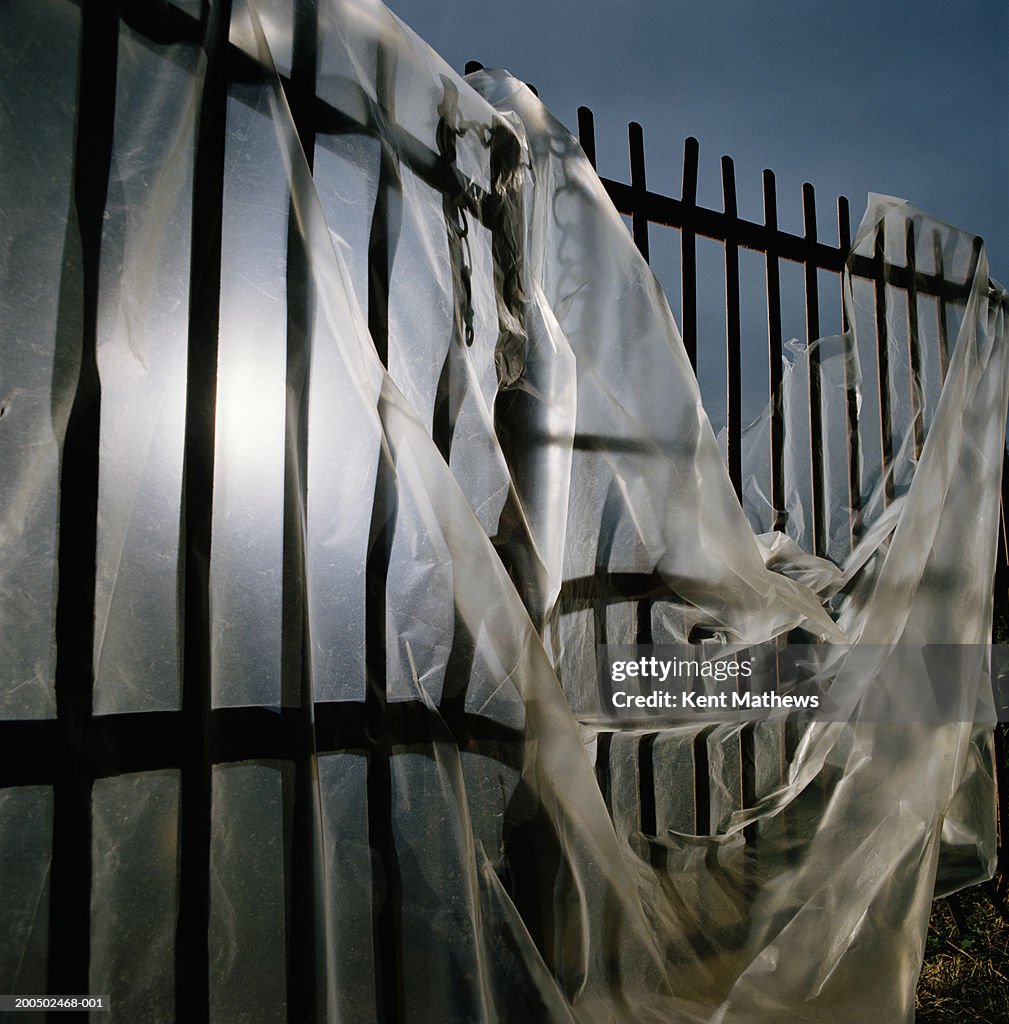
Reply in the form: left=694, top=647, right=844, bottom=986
left=1, top=0, right=1008, bottom=1021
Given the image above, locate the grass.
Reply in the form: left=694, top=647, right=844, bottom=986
left=913, top=604, right=1009, bottom=1020
left=916, top=878, right=1009, bottom=1023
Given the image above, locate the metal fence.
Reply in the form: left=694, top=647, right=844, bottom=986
left=577, top=98, right=1009, bottom=878
left=463, top=59, right=1009, bottom=867
left=571, top=101, right=1002, bottom=561
left=2, top=9, right=1007, bottom=1020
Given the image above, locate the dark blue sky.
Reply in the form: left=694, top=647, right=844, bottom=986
left=384, top=0, right=1007, bottom=440
left=385, top=0, right=1008, bottom=283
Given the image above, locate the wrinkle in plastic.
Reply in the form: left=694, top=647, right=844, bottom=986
left=2, top=1, right=1008, bottom=1021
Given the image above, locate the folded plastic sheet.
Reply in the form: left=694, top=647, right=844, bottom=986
left=1, top=0, right=1008, bottom=1021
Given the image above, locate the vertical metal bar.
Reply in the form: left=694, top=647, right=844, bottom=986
left=933, top=229, right=950, bottom=384
left=637, top=727, right=666, bottom=876
left=997, top=472, right=1009, bottom=635
left=366, top=34, right=405, bottom=1024
left=635, top=599, right=653, bottom=644
left=49, top=0, right=120, bottom=1004
left=736, top=659, right=757, bottom=888
left=176, top=0, right=233, bottom=1019
left=838, top=197, right=861, bottom=546
left=762, top=170, right=785, bottom=532
left=968, top=235, right=984, bottom=286
left=802, top=183, right=825, bottom=556
left=364, top=448, right=402, bottom=1024
left=283, top=1, right=320, bottom=1019
left=740, top=719, right=757, bottom=893
left=998, top=266, right=1009, bottom=648
left=627, top=121, right=649, bottom=261
left=680, top=138, right=699, bottom=372
left=638, top=733, right=657, bottom=837
left=739, top=732, right=756, bottom=818
left=722, top=157, right=741, bottom=497
left=577, top=106, right=597, bottom=170
left=595, top=732, right=613, bottom=814
left=287, top=0, right=319, bottom=165
left=838, top=199, right=851, bottom=334
left=176, top=1, right=234, bottom=1019
left=774, top=639, right=799, bottom=864
left=692, top=727, right=712, bottom=835
left=905, top=220, right=925, bottom=458
left=873, top=222, right=895, bottom=505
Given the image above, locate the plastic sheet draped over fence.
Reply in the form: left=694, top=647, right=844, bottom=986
left=1, top=0, right=1008, bottom=1021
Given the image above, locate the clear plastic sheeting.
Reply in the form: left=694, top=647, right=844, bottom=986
left=89, top=772, right=179, bottom=1021
left=1, top=1, right=1008, bottom=1021
left=92, top=20, right=197, bottom=714
left=0, top=0, right=80, bottom=720
left=209, top=763, right=289, bottom=1023
left=0, top=787, right=52, bottom=998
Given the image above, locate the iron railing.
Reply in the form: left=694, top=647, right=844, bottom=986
left=1, top=11, right=1006, bottom=1021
